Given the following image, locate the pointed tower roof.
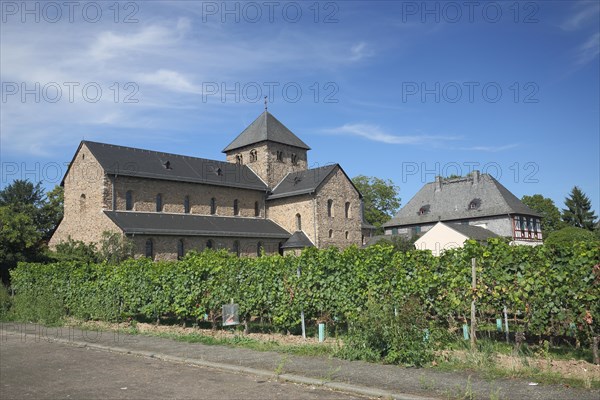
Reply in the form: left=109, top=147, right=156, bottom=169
left=222, top=111, right=311, bottom=152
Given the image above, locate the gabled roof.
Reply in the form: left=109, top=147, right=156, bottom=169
left=281, top=231, right=315, bottom=249
left=446, top=223, right=499, bottom=241
left=104, top=211, right=290, bottom=238
left=74, top=141, right=267, bottom=191
left=384, top=172, right=540, bottom=228
left=222, top=111, right=311, bottom=152
left=267, top=164, right=338, bottom=200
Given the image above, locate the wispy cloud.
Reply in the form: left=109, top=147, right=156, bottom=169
left=456, top=144, right=519, bottom=153
left=323, top=124, right=461, bottom=145
left=560, top=1, right=600, bottom=31
left=349, top=41, right=373, bottom=61
left=575, top=32, right=600, bottom=66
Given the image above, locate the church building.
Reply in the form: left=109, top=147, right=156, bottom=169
left=49, top=111, right=364, bottom=259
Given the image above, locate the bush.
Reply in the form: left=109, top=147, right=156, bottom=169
left=0, top=284, right=12, bottom=320
left=11, top=286, right=65, bottom=325
left=337, top=296, right=436, bottom=367
left=545, top=227, right=599, bottom=247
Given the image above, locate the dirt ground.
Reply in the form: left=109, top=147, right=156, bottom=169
left=71, top=319, right=600, bottom=383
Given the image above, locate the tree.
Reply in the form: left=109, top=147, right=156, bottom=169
left=521, top=194, right=564, bottom=235
left=544, top=227, right=599, bottom=247
left=0, top=180, right=64, bottom=283
left=562, top=186, right=597, bottom=231
left=352, top=175, right=401, bottom=230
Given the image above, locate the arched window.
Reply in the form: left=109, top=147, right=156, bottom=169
left=276, top=150, right=283, bottom=162
left=210, top=197, right=217, bottom=215
left=145, top=239, right=153, bottom=259
left=345, top=202, right=350, bottom=218
left=233, top=240, right=240, bottom=257
left=328, top=229, right=333, bottom=238
left=257, top=242, right=263, bottom=257
left=345, top=231, right=349, bottom=240
left=296, top=213, right=302, bottom=231
left=156, top=194, right=163, bottom=212
left=177, top=239, right=184, bottom=260
left=184, top=196, right=190, bottom=213
left=327, top=199, right=333, bottom=217
left=79, top=193, right=86, bottom=211
left=291, top=153, right=298, bottom=165
left=254, top=201, right=260, bottom=217
left=236, top=154, right=243, bottom=164
left=233, top=199, right=239, bottom=216
left=250, top=149, right=257, bottom=162
left=126, top=190, right=133, bottom=211
left=206, top=239, right=213, bottom=250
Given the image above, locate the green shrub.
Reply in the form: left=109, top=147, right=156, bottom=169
left=0, top=284, right=12, bottom=320
left=11, top=286, right=65, bottom=325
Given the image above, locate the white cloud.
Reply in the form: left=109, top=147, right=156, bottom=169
left=560, top=2, right=600, bottom=31
left=135, top=69, right=202, bottom=94
left=575, top=32, right=600, bottom=66
left=323, top=123, right=461, bottom=145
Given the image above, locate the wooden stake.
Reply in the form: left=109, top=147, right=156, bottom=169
left=471, top=257, right=477, bottom=350
left=593, top=336, right=599, bottom=365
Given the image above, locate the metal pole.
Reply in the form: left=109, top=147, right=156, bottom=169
left=470, top=257, right=477, bottom=350
left=297, top=265, right=306, bottom=339
left=503, top=305, right=509, bottom=343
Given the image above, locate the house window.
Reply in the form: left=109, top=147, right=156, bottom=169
left=233, top=240, right=240, bottom=257
left=184, top=196, right=190, bottom=214
left=233, top=199, right=239, bottom=216
left=257, top=242, right=263, bottom=257
left=296, top=213, right=302, bottom=231
left=156, top=194, right=163, bottom=212
left=250, top=149, right=257, bottom=162
left=79, top=193, right=86, bottom=212
left=291, top=153, right=298, bottom=165
left=206, top=239, right=213, bottom=250
left=145, top=239, right=153, bottom=259
left=468, top=199, right=481, bottom=210
left=210, top=197, right=217, bottom=215
left=418, top=205, right=430, bottom=215
left=177, top=239, right=184, bottom=260
left=327, top=199, right=333, bottom=217
left=254, top=201, right=260, bottom=217
left=392, top=227, right=398, bottom=235
left=345, top=231, right=349, bottom=239
left=276, top=150, right=283, bottom=162
left=345, top=202, right=350, bottom=218
left=328, top=229, right=333, bottom=238
left=236, top=154, right=243, bottom=164
left=126, top=190, right=133, bottom=211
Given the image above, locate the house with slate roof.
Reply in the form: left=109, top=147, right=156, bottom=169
left=50, top=111, right=363, bottom=259
left=383, top=171, right=543, bottom=245
left=414, top=221, right=499, bottom=256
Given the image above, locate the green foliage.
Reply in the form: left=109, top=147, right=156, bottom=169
left=52, top=237, right=99, bottom=263
left=351, top=175, right=400, bottom=230
left=97, top=231, right=134, bottom=264
left=0, top=284, right=12, bottom=320
left=10, top=285, right=65, bottom=325
left=7, top=239, right=600, bottom=346
left=521, top=194, right=565, bottom=235
left=338, top=296, right=436, bottom=366
left=562, top=186, right=597, bottom=230
left=370, top=235, right=417, bottom=252
left=0, top=181, right=64, bottom=282
left=545, top=227, right=599, bottom=247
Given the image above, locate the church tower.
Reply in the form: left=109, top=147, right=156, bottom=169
left=222, top=111, right=310, bottom=188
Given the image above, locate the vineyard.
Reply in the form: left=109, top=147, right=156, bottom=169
left=9, top=239, right=600, bottom=348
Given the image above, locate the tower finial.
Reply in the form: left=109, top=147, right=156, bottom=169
left=264, top=96, right=268, bottom=111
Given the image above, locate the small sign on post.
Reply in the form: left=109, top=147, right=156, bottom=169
left=222, top=303, right=239, bottom=327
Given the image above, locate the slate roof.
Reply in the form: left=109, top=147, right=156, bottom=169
left=104, top=211, right=291, bottom=238
left=281, top=231, right=315, bottom=249
left=77, top=141, right=267, bottom=191
left=267, top=164, right=338, bottom=200
left=222, top=111, right=311, bottom=152
left=384, top=173, right=540, bottom=228
left=446, top=223, right=499, bottom=241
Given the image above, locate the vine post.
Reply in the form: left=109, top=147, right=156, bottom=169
left=470, top=257, right=477, bottom=350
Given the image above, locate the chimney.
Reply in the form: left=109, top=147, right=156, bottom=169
left=435, top=176, right=442, bottom=192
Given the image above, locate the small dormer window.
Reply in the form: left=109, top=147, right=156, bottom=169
left=215, top=167, right=223, bottom=176
left=163, top=161, right=171, bottom=170
left=418, top=205, right=430, bottom=215
left=250, top=149, right=257, bottom=162
left=276, top=150, right=283, bottom=162
left=469, top=199, right=481, bottom=210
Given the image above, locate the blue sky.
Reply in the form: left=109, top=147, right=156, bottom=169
left=1, top=1, right=599, bottom=216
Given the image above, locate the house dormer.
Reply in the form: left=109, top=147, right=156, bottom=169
left=222, top=111, right=310, bottom=188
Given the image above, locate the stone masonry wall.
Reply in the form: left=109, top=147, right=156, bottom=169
left=266, top=194, right=316, bottom=245
left=315, top=168, right=362, bottom=249
left=112, top=176, right=266, bottom=217
left=225, top=142, right=308, bottom=188
left=49, top=144, right=121, bottom=247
